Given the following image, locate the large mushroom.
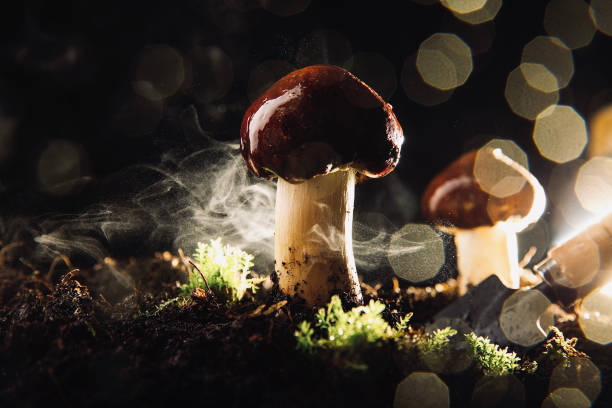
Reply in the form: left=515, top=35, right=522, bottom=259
left=240, top=65, right=404, bottom=306
left=421, top=146, right=546, bottom=294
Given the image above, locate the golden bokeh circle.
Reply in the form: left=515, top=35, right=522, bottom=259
left=416, top=49, right=457, bottom=91
left=499, top=289, right=551, bottom=346
left=416, top=33, right=473, bottom=91
left=590, top=0, right=612, bottom=36
left=533, top=105, right=587, bottom=163
left=401, top=54, right=455, bottom=107
left=543, top=0, right=596, bottom=50
left=505, top=65, right=559, bottom=120
left=441, top=0, right=487, bottom=14
left=393, top=372, right=449, bottom=408
left=549, top=357, right=601, bottom=402
left=452, top=0, right=502, bottom=25
left=521, top=36, right=574, bottom=90
left=388, top=224, right=445, bottom=283
left=474, top=139, right=528, bottom=198
left=520, top=63, right=559, bottom=93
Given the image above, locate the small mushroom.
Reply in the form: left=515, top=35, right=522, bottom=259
left=240, top=65, right=404, bottom=306
left=422, top=147, right=546, bottom=294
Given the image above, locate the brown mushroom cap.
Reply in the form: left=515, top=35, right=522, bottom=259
left=421, top=150, right=534, bottom=229
left=240, top=65, right=404, bottom=182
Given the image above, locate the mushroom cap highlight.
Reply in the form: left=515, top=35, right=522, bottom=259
left=240, top=65, right=404, bottom=182
left=421, top=150, right=534, bottom=229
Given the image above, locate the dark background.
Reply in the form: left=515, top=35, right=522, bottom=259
left=1, top=0, right=611, bottom=266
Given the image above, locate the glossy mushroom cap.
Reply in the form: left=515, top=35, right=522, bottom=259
left=421, top=150, right=534, bottom=229
left=240, top=65, right=403, bottom=183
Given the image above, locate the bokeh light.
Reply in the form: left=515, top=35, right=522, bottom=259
left=541, top=387, right=591, bottom=408
left=440, top=0, right=487, bottom=14
left=471, top=375, right=525, bottom=408
left=575, top=156, right=612, bottom=214
left=589, top=0, right=612, bottom=36
left=474, top=139, right=528, bottom=198
left=0, top=111, right=18, bottom=164
left=188, top=46, right=234, bottom=103
left=533, top=105, right=587, bottom=163
left=520, top=63, right=559, bottom=93
left=521, top=36, right=574, bottom=90
left=588, top=105, right=612, bottom=157
left=388, top=223, right=445, bottom=283
left=499, top=289, right=552, bottom=346
left=416, top=33, right=473, bottom=91
left=549, top=357, right=602, bottom=403
left=505, top=64, right=559, bottom=120
left=295, top=29, right=352, bottom=68
left=393, top=372, right=449, bottom=408
left=452, top=0, right=502, bottom=25
left=259, top=0, right=311, bottom=16
left=543, top=0, right=596, bottom=50
left=38, top=139, right=90, bottom=196
left=401, top=54, right=454, bottom=107
left=579, top=281, right=612, bottom=344
left=247, top=60, right=295, bottom=102
left=343, top=52, right=397, bottom=101
left=132, top=44, right=185, bottom=101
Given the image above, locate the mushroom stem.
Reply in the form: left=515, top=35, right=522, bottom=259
left=274, top=169, right=362, bottom=306
left=455, top=224, right=520, bottom=294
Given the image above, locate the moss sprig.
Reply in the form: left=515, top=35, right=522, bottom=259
left=465, top=332, right=520, bottom=376
left=181, top=239, right=264, bottom=302
left=418, top=326, right=457, bottom=356
left=295, top=295, right=411, bottom=356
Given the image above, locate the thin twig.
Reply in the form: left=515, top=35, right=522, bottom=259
left=188, top=259, right=211, bottom=293
left=0, top=242, right=24, bottom=269
left=47, top=254, right=73, bottom=281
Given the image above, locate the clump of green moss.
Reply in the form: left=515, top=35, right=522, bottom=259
left=415, top=326, right=461, bottom=374
left=418, top=327, right=457, bottom=356
left=465, top=332, right=520, bottom=376
left=295, top=295, right=411, bottom=357
left=180, top=239, right=263, bottom=302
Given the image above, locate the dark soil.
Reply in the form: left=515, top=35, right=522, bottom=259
left=1, top=244, right=610, bottom=408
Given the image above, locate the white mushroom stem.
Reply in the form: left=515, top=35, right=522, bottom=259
left=455, top=148, right=546, bottom=294
left=274, top=169, right=363, bottom=306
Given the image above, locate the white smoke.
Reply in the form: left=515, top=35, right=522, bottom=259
left=27, top=106, right=407, bottom=275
